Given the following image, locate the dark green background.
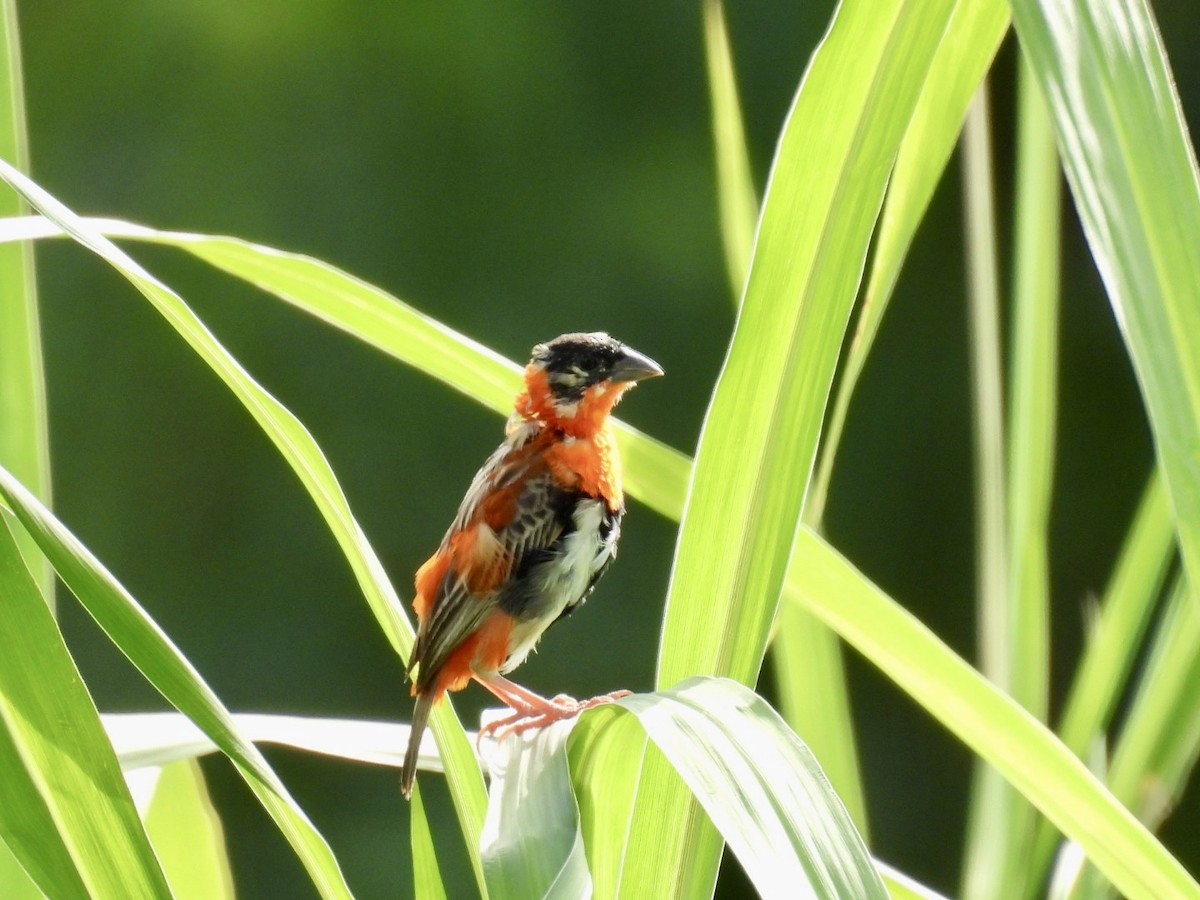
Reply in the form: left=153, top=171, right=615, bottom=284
left=18, top=2, right=1200, bottom=896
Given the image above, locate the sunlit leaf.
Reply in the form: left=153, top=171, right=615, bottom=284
left=0, top=516, right=168, bottom=898
left=144, top=761, right=235, bottom=900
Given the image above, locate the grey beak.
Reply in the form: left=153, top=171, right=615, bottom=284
left=610, top=346, right=664, bottom=383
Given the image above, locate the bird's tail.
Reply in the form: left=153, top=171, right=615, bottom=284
left=400, top=690, right=435, bottom=800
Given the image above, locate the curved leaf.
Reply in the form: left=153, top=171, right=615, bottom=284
left=0, top=465, right=354, bottom=900
left=0, top=518, right=169, bottom=898
left=1010, top=0, right=1200, bottom=602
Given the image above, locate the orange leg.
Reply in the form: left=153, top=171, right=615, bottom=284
left=473, top=672, right=630, bottom=745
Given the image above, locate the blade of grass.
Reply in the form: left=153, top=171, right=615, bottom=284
left=780, top=0, right=1009, bottom=834
left=806, top=0, right=1009, bottom=526
left=1108, top=576, right=1200, bottom=826
left=105, top=712, right=428, bottom=771
left=994, top=52, right=1062, bottom=899
left=411, top=783, right=449, bottom=900
left=701, top=0, right=757, bottom=299
left=770, top=602, right=866, bottom=832
left=0, top=517, right=170, bottom=899
left=1069, top=577, right=1200, bottom=897
left=960, top=82, right=1019, bottom=900
left=969, top=51, right=1063, bottom=900
left=703, top=0, right=866, bottom=834
left=1028, top=470, right=1175, bottom=886
left=620, top=1, right=957, bottom=894
left=787, top=526, right=1199, bottom=900
left=0, top=464, right=356, bottom=899
left=1009, top=0, right=1200, bottom=614
left=0, top=163, right=489, bottom=895
left=1006, top=34, right=1060, bottom=738
left=0, top=212, right=691, bottom=524
left=0, top=0, right=49, bottom=602
left=144, top=761, right=235, bottom=900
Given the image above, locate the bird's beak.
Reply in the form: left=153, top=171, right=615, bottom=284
left=610, top=346, right=664, bottom=383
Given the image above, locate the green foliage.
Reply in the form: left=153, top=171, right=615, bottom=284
left=3, top=0, right=1200, bottom=898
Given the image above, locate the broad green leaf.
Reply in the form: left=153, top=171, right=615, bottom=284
left=411, top=783, right=448, bottom=900
left=0, top=464, right=354, bottom=900
left=702, top=0, right=866, bottom=836
left=144, top=761, right=235, bottom=900
left=701, top=0, right=757, bottom=298
left=0, top=517, right=169, bottom=899
left=499, top=678, right=886, bottom=900
left=788, top=527, right=1199, bottom=900
left=0, top=163, right=489, bottom=895
left=0, top=840, right=40, bottom=900
left=481, top=720, right=590, bottom=899
left=1009, top=0, right=1200, bottom=609
left=0, top=0, right=49, bottom=601
left=621, top=0, right=957, bottom=894
left=775, top=0, right=1009, bottom=839
left=807, top=0, right=1009, bottom=525
left=617, top=679, right=886, bottom=899
left=566, top=703, right=648, bottom=900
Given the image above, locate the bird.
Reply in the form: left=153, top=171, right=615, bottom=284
left=399, top=332, right=662, bottom=799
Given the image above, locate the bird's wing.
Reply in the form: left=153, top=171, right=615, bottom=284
left=409, top=425, right=573, bottom=687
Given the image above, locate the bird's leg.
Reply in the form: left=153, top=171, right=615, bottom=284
left=473, top=672, right=631, bottom=746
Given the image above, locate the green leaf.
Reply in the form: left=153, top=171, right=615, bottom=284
left=1108, top=577, right=1200, bottom=826
left=620, top=0, right=957, bottom=894
left=0, top=464, right=354, bottom=900
left=878, top=862, right=952, bottom=900
left=0, top=0, right=50, bottom=601
left=481, top=720, right=590, bottom=899
left=411, top=783, right=449, bottom=900
left=1009, top=0, right=1200, bottom=611
left=492, top=679, right=887, bottom=900
left=144, top=761, right=235, bottom=900
left=617, top=679, right=887, bottom=899
left=807, top=0, right=1009, bottom=526
left=0, top=839, right=43, bottom=900
left=771, top=602, right=867, bottom=833
left=0, top=516, right=169, bottom=899
left=1029, top=470, right=1175, bottom=885
left=701, top=0, right=757, bottom=298
left=0, top=162, right=489, bottom=895
left=788, top=527, right=1199, bottom=900
left=0, top=213, right=692, bottom=525
left=105, top=711, right=418, bottom=771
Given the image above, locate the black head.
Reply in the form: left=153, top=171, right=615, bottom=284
left=530, top=332, right=663, bottom=402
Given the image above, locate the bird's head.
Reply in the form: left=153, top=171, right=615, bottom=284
left=515, top=332, right=662, bottom=436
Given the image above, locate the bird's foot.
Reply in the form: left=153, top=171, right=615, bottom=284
left=477, top=689, right=631, bottom=747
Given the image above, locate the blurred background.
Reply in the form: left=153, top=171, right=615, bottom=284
left=17, top=1, right=1200, bottom=896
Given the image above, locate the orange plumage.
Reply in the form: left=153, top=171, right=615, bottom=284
left=400, top=332, right=661, bottom=798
